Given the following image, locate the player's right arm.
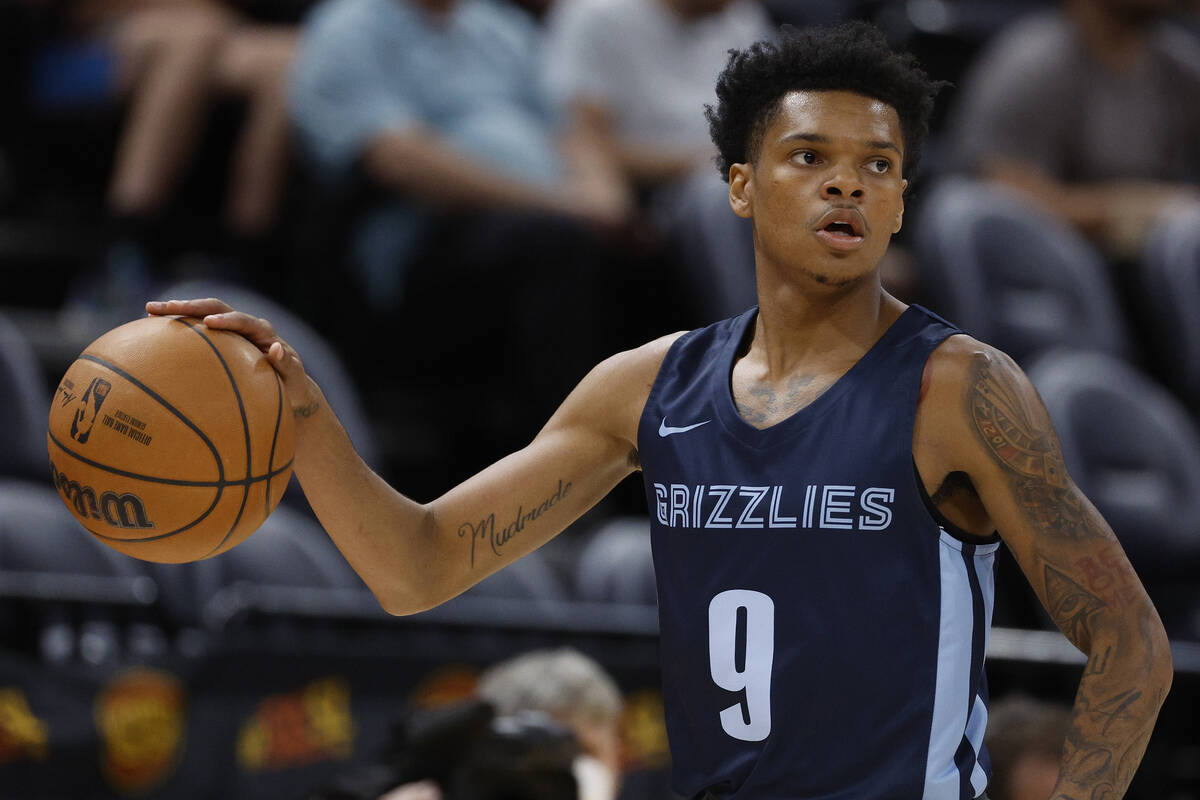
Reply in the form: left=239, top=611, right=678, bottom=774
left=146, top=298, right=677, bottom=615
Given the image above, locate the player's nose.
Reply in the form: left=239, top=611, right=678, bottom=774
left=821, top=167, right=865, bottom=200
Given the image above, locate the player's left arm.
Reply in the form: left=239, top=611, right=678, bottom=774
left=929, top=340, right=1173, bottom=799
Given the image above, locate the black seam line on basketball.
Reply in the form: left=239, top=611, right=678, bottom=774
left=173, top=319, right=252, bottom=559
left=48, top=431, right=292, bottom=486
left=76, top=353, right=224, bottom=484
left=265, top=368, right=283, bottom=519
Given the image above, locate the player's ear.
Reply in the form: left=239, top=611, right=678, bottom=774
left=729, top=162, right=753, bottom=219
left=893, top=178, right=908, bottom=234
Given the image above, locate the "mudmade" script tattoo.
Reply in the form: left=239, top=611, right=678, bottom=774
left=457, top=479, right=572, bottom=568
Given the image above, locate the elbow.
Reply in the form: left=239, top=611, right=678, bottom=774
left=1142, top=609, right=1175, bottom=700
left=1152, top=631, right=1174, bottom=699
left=372, top=584, right=439, bottom=617
left=370, top=504, right=451, bottom=617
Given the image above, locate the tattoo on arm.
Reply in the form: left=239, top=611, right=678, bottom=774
left=967, top=356, right=1101, bottom=540
left=456, top=479, right=572, bottom=568
left=295, top=401, right=321, bottom=418
left=1044, top=564, right=1107, bottom=650
left=966, top=354, right=1169, bottom=799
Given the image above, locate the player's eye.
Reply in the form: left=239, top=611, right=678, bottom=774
left=866, top=158, right=891, bottom=174
left=792, top=150, right=818, bottom=165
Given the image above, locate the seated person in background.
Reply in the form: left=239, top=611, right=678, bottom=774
left=983, top=695, right=1072, bottom=800
left=474, top=648, right=624, bottom=800
left=949, top=0, right=1200, bottom=261
left=43, top=0, right=297, bottom=283
left=288, top=0, right=627, bottom=309
left=288, top=0, right=638, bottom=442
left=379, top=648, right=624, bottom=800
left=543, top=0, right=773, bottom=322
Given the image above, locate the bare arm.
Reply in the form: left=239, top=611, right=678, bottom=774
left=147, top=298, right=676, bottom=614
left=921, top=340, right=1173, bottom=798
left=564, top=100, right=711, bottom=186
left=362, top=126, right=629, bottom=224
left=983, top=158, right=1200, bottom=255
left=362, top=128, right=566, bottom=213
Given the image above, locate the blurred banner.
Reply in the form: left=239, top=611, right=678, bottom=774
left=0, top=636, right=671, bottom=800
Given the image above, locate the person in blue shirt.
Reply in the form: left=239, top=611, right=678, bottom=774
left=151, top=22, right=1171, bottom=799
left=289, top=0, right=628, bottom=307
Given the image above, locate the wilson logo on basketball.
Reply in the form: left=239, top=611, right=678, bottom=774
left=50, top=462, right=155, bottom=529
left=70, top=377, right=111, bottom=444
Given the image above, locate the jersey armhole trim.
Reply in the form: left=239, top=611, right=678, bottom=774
left=912, top=459, right=1001, bottom=546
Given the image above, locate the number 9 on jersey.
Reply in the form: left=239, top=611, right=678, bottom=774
left=709, top=589, right=775, bottom=742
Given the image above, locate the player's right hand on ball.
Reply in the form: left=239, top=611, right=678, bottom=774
left=145, top=298, right=320, bottom=416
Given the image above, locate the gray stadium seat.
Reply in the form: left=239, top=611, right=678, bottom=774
left=197, top=503, right=369, bottom=629
left=1140, top=205, right=1200, bottom=407
left=0, top=480, right=158, bottom=662
left=575, top=516, right=656, bottom=605
left=0, top=480, right=149, bottom=583
left=915, top=178, right=1132, bottom=363
left=159, top=280, right=378, bottom=474
left=1027, top=350, right=1200, bottom=634
left=0, top=312, right=51, bottom=481
left=208, top=503, right=362, bottom=590
left=465, top=548, right=569, bottom=603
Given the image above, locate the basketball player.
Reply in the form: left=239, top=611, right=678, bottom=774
left=148, top=23, right=1172, bottom=800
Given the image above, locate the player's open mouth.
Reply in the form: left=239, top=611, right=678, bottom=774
left=812, top=208, right=867, bottom=251
left=814, top=221, right=865, bottom=251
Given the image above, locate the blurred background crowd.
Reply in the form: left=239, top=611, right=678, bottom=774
left=1, top=0, right=1200, bottom=797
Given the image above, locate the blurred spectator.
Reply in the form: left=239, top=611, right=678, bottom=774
left=288, top=0, right=627, bottom=309
left=476, top=647, right=624, bottom=800
left=984, top=695, right=1072, bottom=800
left=949, top=0, right=1200, bottom=261
left=99, top=2, right=296, bottom=239
left=313, top=648, right=624, bottom=800
left=36, top=0, right=298, bottom=270
left=287, top=0, right=647, bottom=449
left=543, top=0, right=773, bottom=322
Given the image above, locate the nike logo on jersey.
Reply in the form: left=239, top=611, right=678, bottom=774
left=658, top=419, right=711, bottom=437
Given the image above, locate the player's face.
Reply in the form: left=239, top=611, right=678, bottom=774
left=729, top=90, right=907, bottom=288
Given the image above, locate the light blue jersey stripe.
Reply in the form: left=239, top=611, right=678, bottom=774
left=924, top=530, right=1000, bottom=799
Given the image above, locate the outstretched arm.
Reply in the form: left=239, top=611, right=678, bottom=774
left=146, top=299, right=676, bottom=615
left=923, top=341, right=1173, bottom=799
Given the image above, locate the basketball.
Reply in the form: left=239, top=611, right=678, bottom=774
left=46, top=315, right=294, bottom=563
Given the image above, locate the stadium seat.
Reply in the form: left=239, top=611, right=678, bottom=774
left=1140, top=205, right=1200, bottom=408
left=915, top=178, right=1132, bottom=363
left=574, top=517, right=656, bottom=605
left=146, top=504, right=365, bottom=632
left=0, top=480, right=149, bottom=584
left=1026, top=350, right=1200, bottom=636
left=159, top=279, right=378, bottom=475
left=194, top=502, right=370, bottom=631
left=0, top=312, right=51, bottom=481
left=465, top=548, right=569, bottom=604
left=0, top=479, right=158, bottom=661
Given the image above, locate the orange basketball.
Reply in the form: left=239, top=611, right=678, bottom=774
left=46, top=315, right=294, bottom=563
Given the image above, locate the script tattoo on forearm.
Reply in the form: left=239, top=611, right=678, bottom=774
left=456, top=479, right=572, bottom=568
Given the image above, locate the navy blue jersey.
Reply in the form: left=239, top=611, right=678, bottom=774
left=637, top=305, right=999, bottom=800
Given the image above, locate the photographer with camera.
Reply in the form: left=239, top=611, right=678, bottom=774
left=310, top=648, right=624, bottom=800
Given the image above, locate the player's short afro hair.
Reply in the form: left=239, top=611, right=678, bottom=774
left=705, top=21, right=947, bottom=181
